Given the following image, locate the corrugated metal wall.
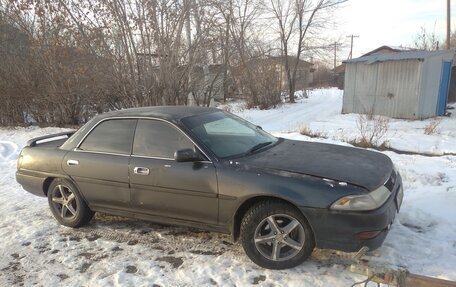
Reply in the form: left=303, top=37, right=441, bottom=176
left=343, top=50, right=455, bottom=119
left=343, top=60, right=422, bottom=119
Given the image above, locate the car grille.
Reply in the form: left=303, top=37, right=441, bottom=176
left=384, top=170, right=397, bottom=192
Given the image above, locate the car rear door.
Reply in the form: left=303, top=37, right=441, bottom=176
left=63, top=119, right=137, bottom=210
left=129, top=119, right=218, bottom=225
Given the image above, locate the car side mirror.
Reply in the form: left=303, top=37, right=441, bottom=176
left=256, top=125, right=263, bottom=130
left=174, top=148, right=201, bottom=162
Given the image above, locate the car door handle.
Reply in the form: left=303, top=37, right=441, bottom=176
left=134, top=167, right=150, bottom=175
left=67, top=159, right=79, bottom=166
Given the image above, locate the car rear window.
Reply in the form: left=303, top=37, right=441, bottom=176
left=79, top=119, right=137, bottom=154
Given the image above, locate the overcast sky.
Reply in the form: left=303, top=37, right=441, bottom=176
left=330, top=0, right=455, bottom=59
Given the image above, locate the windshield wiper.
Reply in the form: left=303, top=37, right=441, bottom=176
left=246, top=141, right=273, bottom=155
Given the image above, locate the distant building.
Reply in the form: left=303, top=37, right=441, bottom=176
left=269, top=56, right=314, bottom=92
left=361, top=45, right=415, bottom=56
left=333, top=45, right=413, bottom=89
left=144, top=62, right=231, bottom=104
left=333, top=64, right=346, bottom=89
left=230, top=55, right=314, bottom=100
left=190, top=64, right=228, bottom=103
left=342, top=50, right=455, bottom=119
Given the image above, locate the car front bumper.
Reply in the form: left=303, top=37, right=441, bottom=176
left=300, top=173, right=403, bottom=253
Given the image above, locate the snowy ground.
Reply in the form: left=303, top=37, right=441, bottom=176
left=1, top=89, right=455, bottom=286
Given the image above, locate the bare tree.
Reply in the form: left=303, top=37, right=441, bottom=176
left=269, top=0, right=345, bottom=102
left=0, top=0, right=344, bottom=125
left=413, top=26, right=440, bottom=51
left=225, top=0, right=263, bottom=103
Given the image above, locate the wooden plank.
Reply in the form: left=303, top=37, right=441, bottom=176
left=406, top=273, right=456, bottom=287
left=350, top=263, right=456, bottom=287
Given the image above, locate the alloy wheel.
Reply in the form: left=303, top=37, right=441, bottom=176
left=254, top=214, right=305, bottom=261
left=51, top=184, right=78, bottom=220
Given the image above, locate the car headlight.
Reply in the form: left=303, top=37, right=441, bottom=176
left=330, top=185, right=391, bottom=211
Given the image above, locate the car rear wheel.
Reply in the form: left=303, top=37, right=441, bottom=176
left=47, top=178, right=94, bottom=227
left=240, top=200, right=314, bottom=269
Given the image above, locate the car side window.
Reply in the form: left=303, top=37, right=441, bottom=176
left=79, top=119, right=137, bottom=154
left=133, top=120, right=194, bottom=159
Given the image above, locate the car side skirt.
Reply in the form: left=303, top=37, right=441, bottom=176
left=90, top=205, right=231, bottom=235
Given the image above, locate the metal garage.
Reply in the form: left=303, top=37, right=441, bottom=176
left=342, top=50, right=455, bottom=119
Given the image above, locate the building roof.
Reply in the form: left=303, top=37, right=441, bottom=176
left=96, top=106, right=219, bottom=121
left=361, top=45, right=414, bottom=57
left=333, top=63, right=345, bottom=74
left=333, top=45, right=414, bottom=73
left=344, top=50, right=455, bottom=64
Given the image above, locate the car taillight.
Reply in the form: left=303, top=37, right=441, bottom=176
left=17, top=154, right=23, bottom=170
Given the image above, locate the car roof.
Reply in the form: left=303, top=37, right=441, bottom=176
left=60, top=106, right=221, bottom=151
left=95, top=106, right=220, bottom=121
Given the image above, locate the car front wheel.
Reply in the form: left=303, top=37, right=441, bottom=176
left=47, top=178, right=94, bottom=228
left=240, top=200, right=315, bottom=269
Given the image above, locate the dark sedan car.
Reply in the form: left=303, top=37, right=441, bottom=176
left=16, top=106, right=403, bottom=269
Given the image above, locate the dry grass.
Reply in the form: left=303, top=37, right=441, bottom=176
left=424, top=118, right=442, bottom=135
left=299, top=125, right=327, bottom=138
left=351, top=114, right=390, bottom=148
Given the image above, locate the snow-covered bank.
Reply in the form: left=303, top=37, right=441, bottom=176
left=1, top=90, right=456, bottom=286
left=231, top=88, right=456, bottom=156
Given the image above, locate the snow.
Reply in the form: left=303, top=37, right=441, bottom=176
left=1, top=90, right=456, bottom=286
left=230, top=89, right=456, bottom=155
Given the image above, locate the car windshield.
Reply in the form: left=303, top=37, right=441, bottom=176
left=182, top=111, right=278, bottom=159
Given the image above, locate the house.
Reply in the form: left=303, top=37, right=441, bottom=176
left=342, top=50, right=455, bottom=119
left=333, top=64, right=346, bottom=89
left=189, top=64, right=229, bottom=104
left=232, top=56, right=314, bottom=98
left=361, top=45, right=414, bottom=56
left=268, top=56, right=314, bottom=92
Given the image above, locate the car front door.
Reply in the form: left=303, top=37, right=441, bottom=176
left=63, top=119, right=137, bottom=211
left=129, top=119, right=218, bottom=225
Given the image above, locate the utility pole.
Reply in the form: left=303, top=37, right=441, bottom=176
left=333, top=42, right=342, bottom=70
left=347, top=34, right=359, bottom=59
left=447, top=0, right=451, bottom=49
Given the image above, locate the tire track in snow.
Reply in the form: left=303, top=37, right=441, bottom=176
left=0, top=141, right=18, bottom=161
left=59, top=214, right=237, bottom=257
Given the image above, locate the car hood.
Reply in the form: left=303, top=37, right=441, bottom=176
left=238, top=139, right=393, bottom=191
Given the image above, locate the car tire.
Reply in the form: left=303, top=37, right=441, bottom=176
left=47, top=178, right=94, bottom=228
left=240, top=200, right=315, bottom=269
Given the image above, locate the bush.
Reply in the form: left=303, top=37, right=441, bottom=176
left=238, top=59, right=282, bottom=110
left=351, top=114, right=390, bottom=148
